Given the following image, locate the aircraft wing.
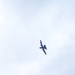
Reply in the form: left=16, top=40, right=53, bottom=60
left=42, top=48, right=47, bottom=55
left=40, top=40, right=43, bottom=46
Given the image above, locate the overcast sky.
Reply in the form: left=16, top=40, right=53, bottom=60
left=0, top=0, right=75, bottom=75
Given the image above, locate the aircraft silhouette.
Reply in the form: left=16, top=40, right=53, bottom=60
left=39, top=40, right=47, bottom=55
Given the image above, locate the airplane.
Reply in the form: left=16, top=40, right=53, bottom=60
left=39, top=40, right=47, bottom=55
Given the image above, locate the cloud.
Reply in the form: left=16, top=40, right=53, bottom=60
left=16, top=61, right=40, bottom=75
left=0, top=0, right=75, bottom=75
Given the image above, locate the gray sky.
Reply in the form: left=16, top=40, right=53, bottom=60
left=0, top=0, right=75, bottom=75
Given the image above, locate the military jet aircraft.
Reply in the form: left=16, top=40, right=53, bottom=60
left=39, top=40, right=47, bottom=55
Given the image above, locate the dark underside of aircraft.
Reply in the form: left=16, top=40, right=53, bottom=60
left=39, top=40, right=47, bottom=55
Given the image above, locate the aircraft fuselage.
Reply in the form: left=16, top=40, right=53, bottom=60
left=39, top=40, right=47, bottom=55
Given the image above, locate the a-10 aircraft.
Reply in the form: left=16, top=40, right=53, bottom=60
left=39, top=40, right=47, bottom=55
